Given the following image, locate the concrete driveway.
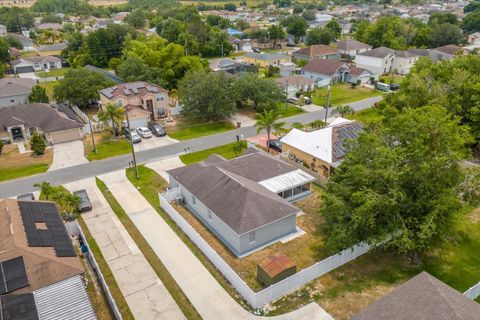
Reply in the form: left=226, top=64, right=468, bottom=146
left=64, top=178, right=185, bottom=320
left=48, top=140, right=88, bottom=171
left=134, top=135, right=178, bottom=152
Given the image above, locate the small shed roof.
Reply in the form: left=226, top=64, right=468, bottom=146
left=259, top=254, right=295, bottom=278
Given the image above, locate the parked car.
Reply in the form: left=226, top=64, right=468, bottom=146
left=17, top=193, right=35, bottom=201
left=304, top=97, right=312, bottom=104
left=287, top=97, right=299, bottom=104
left=253, top=47, right=261, bottom=53
left=375, top=82, right=390, bottom=92
left=389, top=83, right=400, bottom=91
left=267, top=139, right=282, bottom=152
left=73, top=190, right=92, bottom=212
left=148, top=121, right=166, bottom=137
left=136, top=127, right=153, bottom=138
left=125, top=129, right=142, bottom=143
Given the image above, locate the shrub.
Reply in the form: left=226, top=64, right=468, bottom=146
left=30, top=132, right=46, bottom=155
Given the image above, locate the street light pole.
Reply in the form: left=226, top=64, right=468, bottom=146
left=324, top=84, right=331, bottom=125
left=285, top=80, right=288, bottom=111
left=89, top=119, right=97, bottom=154
left=125, top=111, right=139, bottom=180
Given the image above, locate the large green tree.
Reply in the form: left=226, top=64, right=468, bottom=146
left=28, top=85, right=49, bottom=103
left=234, top=73, right=283, bottom=109
left=306, top=27, right=335, bottom=45
left=178, top=71, right=236, bottom=119
left=53, top=69, right=114, bottom=107
left=321, top=105, right=472, bottom=263
left=462, top=10, right=480, bottom=33
left=285, top=16, right=308, bottom=44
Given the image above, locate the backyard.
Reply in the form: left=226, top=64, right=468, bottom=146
left=37, top=67, right=70, bottom=78
left=173, top=184, right=327, bottom=291
left=84, top=132, right=131, bottom=161
left=268, top=206, right=480, bottom=319
left=39, top=80, right=59, bottom=100
left=167, top=117, right=235, bottom=140
left=312, top=84, right=382, bottom=107
left=346, top=108, right=384, bottom=125
left=0, top=143, right=52, bottom=182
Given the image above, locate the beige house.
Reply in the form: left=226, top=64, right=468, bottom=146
left=280, top=118, right=362, bottom=177
left=99, top=82, right=171, bottom=128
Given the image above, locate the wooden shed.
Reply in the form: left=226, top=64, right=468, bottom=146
left=257, top=254, right=296, bottom=286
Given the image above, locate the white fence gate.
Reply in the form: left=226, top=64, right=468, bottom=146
left=160, top=189, right=373, bottom=309
left=464, top=281, right=480, bottom=300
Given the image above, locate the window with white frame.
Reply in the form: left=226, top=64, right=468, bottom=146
left=115, top=99, right=123, bottom=107
left=156, top=94, right=165, bottom=102
left=207, top=210, right=212, bottom=221
left=192, top=196, right=196, bottom=204
left=249, top=231, right=256, bottom=244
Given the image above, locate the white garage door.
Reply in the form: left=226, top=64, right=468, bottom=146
left=128, top=118, right=148, bottom=129
left=50, top=128, right=81, bottom=144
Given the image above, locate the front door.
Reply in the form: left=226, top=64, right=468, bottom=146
left=11, top=127, right=24, bottom=141
left=146, top=99, right=154, bottom=120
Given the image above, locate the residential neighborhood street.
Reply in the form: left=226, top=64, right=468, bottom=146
left=0, top=96, right=381, bottom=199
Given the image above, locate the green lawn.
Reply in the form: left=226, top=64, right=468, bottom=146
left=125, top=166, right=252, bottom=310
left=37, top=67, right=70, bottom=78
left=39, top=81, right=59, bottom=100
left=346, top=108, right=384, bottom=125
left=77, top=216, right=134, bottom=320
left=0, top=163, right=50, bottom=182
left=86, top=134, right=131, bottom=161
left=312, top=84, right=382, bottom=107
left=96, top=177, right=202, bottom=320
left=168, top=118, right=235, bottom=141
left=379, top=74, right=405, bottom=85
left=180, top=141, right=247, bottom=165
left=277, top=103, right=305, bottom=118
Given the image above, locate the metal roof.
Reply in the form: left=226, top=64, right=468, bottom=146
left=33, top=275, right=96, bottom=320
left=259, top=169, right=316, bottom=193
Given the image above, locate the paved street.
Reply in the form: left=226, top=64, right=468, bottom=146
left=100, top=170, right=333, bottom=320
left=0, top=96, right=381, bottom=198
left=64, top=178, right=185, bottom=320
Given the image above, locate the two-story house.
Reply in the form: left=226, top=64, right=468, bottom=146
left=354, top=47, right=395, bottom=75
left=99, top=82, right=171, bottom=128
left=335, top=39, right=372, bottom=58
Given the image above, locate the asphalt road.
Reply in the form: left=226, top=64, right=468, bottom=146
left=0, top=96, right=381, bottom=198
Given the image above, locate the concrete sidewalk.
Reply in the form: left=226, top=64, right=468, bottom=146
left=100, top=170, right=333, bottom=320
left=64, top=178, right=185, bottom=320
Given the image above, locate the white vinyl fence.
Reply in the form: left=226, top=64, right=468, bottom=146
left=160, top=188, right=373, bottom=309
left=464, top=281, right=480, bottom=300
left=65, top=221, right=123, bottom=320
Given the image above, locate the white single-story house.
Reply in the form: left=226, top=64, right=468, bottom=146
left=0, top=103, right=84, bottom=145
left=167, top=149, right=315, bottom=257
left=301, top=59, right=350, bottom=87
left=275, top=75, right=315, bottom=98
left=12, top=55, right=63, bottom=74
left=0, top=78, right=36, bottom=108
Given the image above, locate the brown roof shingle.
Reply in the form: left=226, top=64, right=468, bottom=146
left=294, top=45, right=339, bottom=58
left=302, top=59, right=347, bottom=76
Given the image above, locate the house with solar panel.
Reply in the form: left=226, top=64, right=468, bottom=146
left=0, top=199, right=96, bottom=320
left=99, top=81, right=171, bottom=128
left=280, top=117, right=363, bottom=178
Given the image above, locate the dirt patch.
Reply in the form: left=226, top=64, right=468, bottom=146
left=172, top=185, right=326, bottom=291
left=0, top=143, right=52, bottom=169
left=468, top=208, right=480, bottom=224
left=237, top=108, right=257, bottom=119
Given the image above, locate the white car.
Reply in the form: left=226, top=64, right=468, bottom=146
left=136, top=127, right=153, bottom=138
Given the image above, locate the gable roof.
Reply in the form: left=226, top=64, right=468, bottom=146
left=275, top=75, right=314, bottom=88
left=357, top=47, right=395, bottom=58
left=99, top=81, right=168, bottom=100
left=394, top=50, right=419, bottom=58
left=353, top=272, right=480, bottom=320
left=335, top=39, right=372, bottom=51
left=433, top=44, right=466, bottom=55
left=0, top=78, right=35, bottom=98
left=293, top=45, right=339, bottom=58
left=167, top=150, right=306, bottom=234
left=349, top=66, right=371, bottom=76
left=281, top=117, right=363, bottom=165
left=11, top=55, right=61, bottom=66
left=0, top=103, right=83, bottom=133
left=302, top=59, right=347, bottom=76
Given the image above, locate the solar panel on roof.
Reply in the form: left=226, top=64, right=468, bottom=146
left=0, top=256, right=29, bottom=294
left=123, top=88, right=130, bottom=95
left=0, top=294, right=39, bottom=320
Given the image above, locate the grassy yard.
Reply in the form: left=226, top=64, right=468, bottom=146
left=167, top=117, right=236, bottom=141
left=84, top=132, right=131, bottom=161
left=346, top=108, right=384, bottom=125
left=125, top=165, right=252, bottom=310
left=180, top=141, right=247, bottom=165
left=77, top=217, right=135, bottom=320
left=268, top=206, right=480, bottom=319
left=379, top=74, right=405, bottom=85
left=37, top=67, right=70, bottom=78
left=0, top=144, right=52, bottom=182
left=173, top=184, right=327, bottom=291
left=237, top=104, right=304, bottom=121
left=39, top=80, right=59, bottom=100
left=21, top=50, right=62, bottom=57
left=312, top=84, right=382, bottom=107
left=96, top=177, right=202, bottom=320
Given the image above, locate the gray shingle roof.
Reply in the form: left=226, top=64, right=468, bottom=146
left=335, top=39, right=372, bottom=51
left=353, top=272, right=480, bottom=320
left=358, top=47, right=395, bottom=58
left=0, top=78, right=35, bottom=98
left=167, top=150, right=300, bottom=234
left=302, top=59, right=346, bottom=76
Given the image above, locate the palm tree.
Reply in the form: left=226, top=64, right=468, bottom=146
left=98, top=103, right=125, bottom=137
left=291, top=122, right=304, bottom=130
left=255, top=108, right=285, bottom=152
left=337, top=105, right=354, bottom=117
left=308, top=120, right=326, bottom=130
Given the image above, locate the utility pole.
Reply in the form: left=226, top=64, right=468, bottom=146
left=89, top=119, right=97, bottom=155
left=221, top=43, right=224, bottom=58
left=125, top=111, right=139, bottom=180
left=324, top=84, right=331, bottom=125
left=285, top=80, right=288, bottom=111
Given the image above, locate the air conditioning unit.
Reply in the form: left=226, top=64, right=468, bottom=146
left=174, top=195, right=184, bottom=205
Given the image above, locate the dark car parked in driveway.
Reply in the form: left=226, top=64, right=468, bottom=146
left=148, top=121, right=166, bottom=137
left=390, top=83, right=400, bottom=91
left=17, top=193, right=35, bottom=201
left=267, top=139, right=282, bottom=152
left=73, top=189, right=92, bottom=212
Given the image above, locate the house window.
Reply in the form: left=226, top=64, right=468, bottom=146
left=34, top=63, right=40, bottom=68
left=10, top=99, right=14, bottom=103
left=115, top=99, right=123, bottom=107
left=249, top=231, right=256, bottom=244
left=156, top=94, right=165, bottom=102
left=29, top=127, right=36, bottom=135
left=207, top=210, right=212, bottom=221
left=192, top=196, right=196, bottom=204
